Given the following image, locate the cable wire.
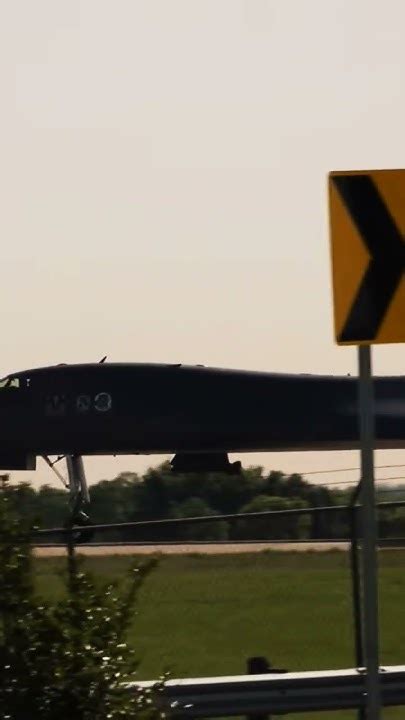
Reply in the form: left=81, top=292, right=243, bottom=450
left=303, top=463, right=405, bottom=476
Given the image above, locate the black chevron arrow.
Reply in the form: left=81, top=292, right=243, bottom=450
left=332, top=174, right=405, bottom=342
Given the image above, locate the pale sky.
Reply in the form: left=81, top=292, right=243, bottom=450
left=2, top=0, right=405, bottom=491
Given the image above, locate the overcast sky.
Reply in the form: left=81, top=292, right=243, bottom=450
left=2, top=0, right=405, bottom=490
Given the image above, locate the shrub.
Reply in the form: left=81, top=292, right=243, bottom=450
left=234, top=495, right=310, bottom=540
left=0, top=488, right=162, bottom=720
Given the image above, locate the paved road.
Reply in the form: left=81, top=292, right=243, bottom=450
left=35, top=541, right=350, bottom=556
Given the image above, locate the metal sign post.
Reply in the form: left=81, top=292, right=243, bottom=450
left=358, top=345, right=381, bottom=719
left=326, top=169, right=405, bottom=720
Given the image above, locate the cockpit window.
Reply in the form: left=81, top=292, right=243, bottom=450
left=0, top=376, right=20, bottom=389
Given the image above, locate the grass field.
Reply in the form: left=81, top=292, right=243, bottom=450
left=33, top=549, right=405, bottom=719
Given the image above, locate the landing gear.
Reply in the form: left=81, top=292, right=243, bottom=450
left=65, top=455, right=93, bottom=543
left=43, top=453, right=93, bottom=543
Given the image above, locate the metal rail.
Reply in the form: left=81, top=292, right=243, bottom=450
left=33, top=538, right=405, bottom=549
left=34, top=499, right=405, bottom=537
left=128, top=666, right=405, bottom=717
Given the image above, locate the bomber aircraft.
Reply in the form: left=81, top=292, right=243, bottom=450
left=2, top=360, right=404, bottom=531
left=1, top=360, right=405, bottom=469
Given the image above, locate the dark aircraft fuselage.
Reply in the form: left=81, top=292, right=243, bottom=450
left=0, top=362, right=405, bottom=469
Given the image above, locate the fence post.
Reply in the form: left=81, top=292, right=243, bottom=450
left=247, top=656, right=288, bottom=720
left=247, top=657, right=271, bottom=720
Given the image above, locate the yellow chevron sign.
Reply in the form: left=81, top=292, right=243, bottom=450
left=328, top=169, right=405, bottom=345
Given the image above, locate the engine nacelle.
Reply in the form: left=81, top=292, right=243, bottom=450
left=170, top=452, right=242, bottom=475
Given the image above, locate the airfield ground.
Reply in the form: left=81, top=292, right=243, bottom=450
left=35, top=541, right=350, bottom=556
left=34, top=549, right=405, bottom=719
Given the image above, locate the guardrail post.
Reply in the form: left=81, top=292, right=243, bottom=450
left=247, top=657, right=271, bottom=720
left=247, top=656, right=288, bottom=720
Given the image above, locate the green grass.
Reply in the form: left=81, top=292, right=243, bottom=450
left=33, top=550, right=405, bottom=720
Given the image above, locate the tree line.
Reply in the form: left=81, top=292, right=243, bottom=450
left=3, top=462, right=405, bottom=542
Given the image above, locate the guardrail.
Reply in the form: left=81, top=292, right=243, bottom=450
left=128, top=666, right=405, bottom=716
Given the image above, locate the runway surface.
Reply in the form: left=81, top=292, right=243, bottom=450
left=34, top=541, right=350, bottom=556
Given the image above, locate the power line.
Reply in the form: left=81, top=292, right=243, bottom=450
left=309, top=475, right=405, bottom=489
left=303, top=463, right=405, bottom=476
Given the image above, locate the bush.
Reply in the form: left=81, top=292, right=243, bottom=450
left=234, top=495, right=310, bottom=540
left=0, top=488, right=162, bottom=720
left=174, top=497, right=228, bottom=541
